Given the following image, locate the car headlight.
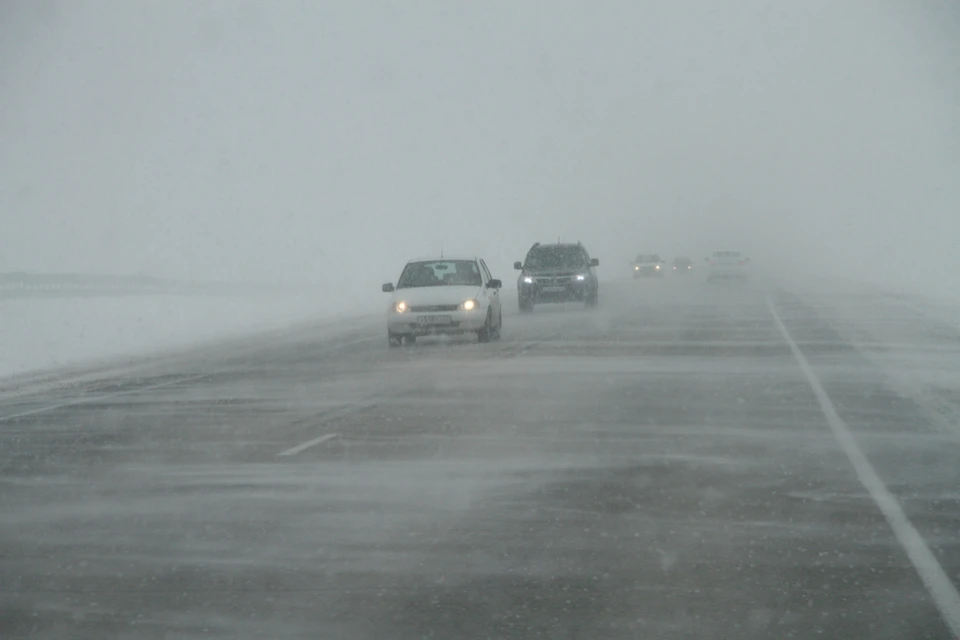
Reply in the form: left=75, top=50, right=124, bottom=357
left=634, top=266, right=639, bottom=271
left=394, top=301, right=408, bottom=313
left=461, top=299, right=477, bottom=311
left=523, top=276, right=534, bottom=284
left=576, top=274, right=586, bottom=281
left=655, top=265, right=660, bottom=270
left=688, top=265, right=692, bottom=269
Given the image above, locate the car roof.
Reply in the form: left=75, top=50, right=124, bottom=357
left=406, top=256, right=479, bottom=264
left=531, top=243, right=581, bottom=249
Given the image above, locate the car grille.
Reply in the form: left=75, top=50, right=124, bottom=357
left=536, top=276, right=574, bottom=285
left=409, top=304, right=460, bottom=312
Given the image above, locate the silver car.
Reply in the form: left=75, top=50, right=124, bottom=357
left=705, top=251, right=751, bottom=281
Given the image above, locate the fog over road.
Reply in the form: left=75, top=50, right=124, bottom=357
left=1, top=276, right=959, bottom=639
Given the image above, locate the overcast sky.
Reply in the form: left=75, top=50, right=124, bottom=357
left=2, top=1, right=958, bottom=292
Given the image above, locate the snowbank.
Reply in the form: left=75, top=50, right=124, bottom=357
left=0, top=293, right=377, bottom=379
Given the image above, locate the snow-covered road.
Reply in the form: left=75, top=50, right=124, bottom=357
left=1, top=276, right=958, bottom=639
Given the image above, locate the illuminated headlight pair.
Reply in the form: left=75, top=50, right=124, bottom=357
left=576, top=274, right=586, bottom=281
left=395, top=300, right=477, bottom=312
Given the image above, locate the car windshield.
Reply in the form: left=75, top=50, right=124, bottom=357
left=713, top=251, right=742, bottom=258
left=396, top=260, right=482, bottom=289
left=636, top=255, right=659, bottom=263
left=673, top=258, right=691, bottom=265
left=525, top=246, right=586, bottom=270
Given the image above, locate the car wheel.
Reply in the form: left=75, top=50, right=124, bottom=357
left=519, top=298, right=533, bottom=313
left=388, top=332, right=402, bottom=348
left=477, top=310, right=492, bottom=343
left=586, top=290, right=598, bottom=308
left=404, top=334, right=417, bottom=345
left=492, top=310, right=503, bottom=340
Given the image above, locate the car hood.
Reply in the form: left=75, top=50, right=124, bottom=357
left=392, top=285, right=481, bottom=306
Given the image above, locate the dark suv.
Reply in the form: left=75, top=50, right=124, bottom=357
left=514, top=242, right=600, bottom=312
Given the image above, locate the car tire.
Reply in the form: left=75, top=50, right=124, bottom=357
left=519, top=298, right=533, bottom=313
left=478, top=310, right=492, bottom=343
left=388, top=333, right=402, bottom=348
left=404, top=334, right=417, bottom=345
left=492, top=310, right=503, bottom=340
left=586, top=290, right=599, bottom=308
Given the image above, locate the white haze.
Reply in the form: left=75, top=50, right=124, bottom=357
left=2, top=0, right=958, bottom=296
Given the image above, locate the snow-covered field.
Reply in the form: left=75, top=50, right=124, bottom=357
left=0, top=293, right=377, bottom=379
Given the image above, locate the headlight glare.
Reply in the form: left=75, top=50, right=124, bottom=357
left=523, top=276, right=534, bottom=284
left=461, top=299, right=477, bottom=311
left=576, top=274, right=586, bottom=281
left=394, top=301, right=408, bottom=313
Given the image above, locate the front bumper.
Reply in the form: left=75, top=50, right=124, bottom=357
left=387, top=308, right=487, bottom=336
left=708, top=268, right=748, bottom=279
left=520, top=279, right=590, bottom=303
left=633, top=267, right=662, bottom=277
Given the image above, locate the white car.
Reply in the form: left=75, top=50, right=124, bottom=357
left=381, top=256, right=503, bottom=346
left=705, top=251, right=751, bottom=281
left=632, top=253, right=665, bottom=278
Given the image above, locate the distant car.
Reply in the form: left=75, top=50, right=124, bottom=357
left=632, top=254, right=665, bottom=278
left=705, top=251, right=751, bottom=281
left=672, top=257, right=693, bottom=273
left=382, top=257, right=503, bottom=346
left=515, top=242, right=599, bottom=311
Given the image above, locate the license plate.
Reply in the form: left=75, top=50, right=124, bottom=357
left=417, top=315, right=452, bottom=326
left=542, top=286, right=565, bottom=292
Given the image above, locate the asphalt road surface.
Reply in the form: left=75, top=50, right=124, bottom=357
left=2, top=276, right=959, bottom=639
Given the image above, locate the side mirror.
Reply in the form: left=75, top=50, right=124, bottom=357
left=488, top=279, right=502, bottom=289
left=382, top=283, right=395, bottom=293
left=513, top=261, right=523, bottom=270
left=590, top=258, right=600, bottom=267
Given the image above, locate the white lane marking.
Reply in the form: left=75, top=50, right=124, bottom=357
left=0, top=374, right=210, bottom=423
left=278, top=433, right=338, bottom=457
left=766, top=296, right=960, bottom=636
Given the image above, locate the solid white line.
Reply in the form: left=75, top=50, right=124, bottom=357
left=766, top=296, right=960, bottom=636
left=277, top=433, right=338, bottom=457
left=0, top=374, right=210, bottom=423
